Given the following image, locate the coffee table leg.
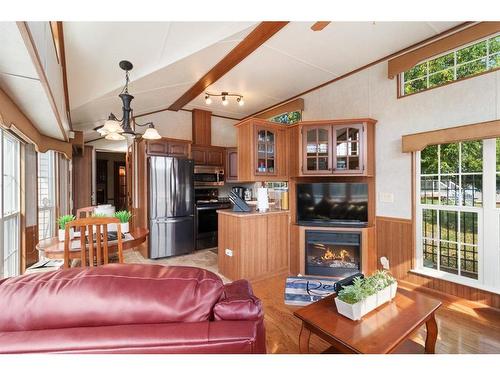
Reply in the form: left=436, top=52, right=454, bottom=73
left=299, top=323, right=311, bottom=354
left=425, top=313, right=438, bottom=354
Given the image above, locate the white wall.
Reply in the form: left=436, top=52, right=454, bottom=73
left=302, top=62, right=500, bottom=219
left=137, top=110, right=237, bottom=147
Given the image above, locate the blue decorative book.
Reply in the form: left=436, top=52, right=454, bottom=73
left=284, top=276, right=340, bottom=306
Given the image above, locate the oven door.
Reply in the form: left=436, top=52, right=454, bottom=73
left=195, top=206, right=219, bottom=250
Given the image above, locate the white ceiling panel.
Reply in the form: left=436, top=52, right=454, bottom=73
left=65, top=22, right=256, bottom=109
left=0, top=73, right=62, bottom=139
left=0, top=22, right=38, bottom=79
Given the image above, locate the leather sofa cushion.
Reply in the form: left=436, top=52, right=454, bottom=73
left=214, top=280, right=263, bottom=321
left=0, top=264, right=223, bottom=332
left=0, top=321, right=262, bottom=354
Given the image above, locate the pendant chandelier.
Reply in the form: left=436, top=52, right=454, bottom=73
left=94, top=60, right=161, bottom=141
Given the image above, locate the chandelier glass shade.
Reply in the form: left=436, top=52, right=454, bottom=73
left=94, top=61, right=161, bottom=141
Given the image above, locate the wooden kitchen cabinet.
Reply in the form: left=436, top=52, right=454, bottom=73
left=218, top=210, right=290, bottom=281
left=145, top=138, right=191, bottom=158
left=234, top=118, right=288, bottom=181
left=191, top=145, right=225, bottom=166
left=297, top=118, right=376, bottom=176
left=226, top=147, right=238, bottom=181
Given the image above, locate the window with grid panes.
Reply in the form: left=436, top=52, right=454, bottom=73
left=416, top=139, right=500, bottom=292
left=38, top=151, right=56, bottom=240
left=401, top=34, right=500, bottom=96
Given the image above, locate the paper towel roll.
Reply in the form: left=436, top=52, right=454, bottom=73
left=257, top=188, right=269, bottom=211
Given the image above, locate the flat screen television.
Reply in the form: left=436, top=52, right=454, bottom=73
left=296, top=182, right=368, bottom=226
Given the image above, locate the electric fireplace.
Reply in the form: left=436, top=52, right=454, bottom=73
left=305, top=230, right=361, bottom=278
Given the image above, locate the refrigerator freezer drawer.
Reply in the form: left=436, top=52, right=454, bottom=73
left=149, top=217, right=195, bottom=259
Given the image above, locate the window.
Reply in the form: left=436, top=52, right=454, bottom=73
left=38, top=151, right=56, bottom=240
left=0, top=130, right=21, bottom=278
left=401, top=34, right=500, bottom=96
left=416, top=139, right=500, bottom=292
left=269, top=110, right=302, bottom=125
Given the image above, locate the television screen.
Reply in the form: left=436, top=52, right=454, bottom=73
left=296, top=183, right=368, bottom=225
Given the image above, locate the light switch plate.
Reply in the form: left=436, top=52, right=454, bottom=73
left=225, top=249, right=233, bottom=257
left=380, top=192, right=394, bottom=203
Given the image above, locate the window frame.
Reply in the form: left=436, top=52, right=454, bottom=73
left=414, top=138, right=500, bottom=294
left=399, top=33, right=500, bottom=98
left=37, top=151, right=57, bottom=241
left=0, top=129, right=21, bottom=278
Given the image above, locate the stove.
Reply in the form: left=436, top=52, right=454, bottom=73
left=195, top=189, right=231, bottom=250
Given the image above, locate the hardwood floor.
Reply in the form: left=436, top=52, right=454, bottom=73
left=251, top=274, right=500, bottom=354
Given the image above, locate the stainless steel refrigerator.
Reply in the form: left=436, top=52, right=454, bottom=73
left=148, top=156, right=195, bottom=259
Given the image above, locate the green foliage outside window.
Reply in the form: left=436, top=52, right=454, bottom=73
left=403, top=34, right=500, bottom=96
left=269, top=110, right=302, bottom=125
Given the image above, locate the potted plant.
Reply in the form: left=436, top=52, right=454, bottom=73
left=57, top=215, right=76, bottom=241
left=335, top=271, right=398, bottom=321
left=114, top=210, right=132, bottom=233
left=335, top=276, right=371, bottom=321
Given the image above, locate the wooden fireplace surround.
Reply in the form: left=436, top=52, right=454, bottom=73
left=298, top=226, right=376, bottom=277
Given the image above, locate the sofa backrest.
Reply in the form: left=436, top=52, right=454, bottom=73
left=0, top=264, right=224, bottom=332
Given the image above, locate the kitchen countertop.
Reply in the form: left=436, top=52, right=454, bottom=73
left=217, top=208, right=289, bottom=217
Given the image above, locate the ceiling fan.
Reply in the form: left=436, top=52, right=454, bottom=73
left=311, top=22, right=331, bottom=31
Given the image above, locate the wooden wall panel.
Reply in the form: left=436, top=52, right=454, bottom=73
left=267, top=214, right=289, bottom=273
left=192, top=109, right=212, bottom=145
left=72, top=145, right=93, bottom=215
left=290, top=224, right=300, bottom=275
left=23, top=225, right=38, bottom=272
left=240, top=216, right=268, bottom=279
left=376, top=216, right=414, bottom=279
left=376, top=216, right=500, bottom=309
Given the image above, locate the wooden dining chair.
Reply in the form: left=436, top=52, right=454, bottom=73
left=64, top=217, right=123, bottom=268
left=76, top=206, right=96, bottom=219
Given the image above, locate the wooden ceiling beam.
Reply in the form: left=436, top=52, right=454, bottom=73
left=311, top=22, right=330, bottom=31
left=167, top=21, right=289, bottom=111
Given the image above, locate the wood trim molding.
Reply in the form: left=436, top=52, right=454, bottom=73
left=376, top=216, right=412, bottom=224
left=55, top=21, right=72, bottom=130
left=244, top=22, right=473, bottom=120
left=388, top=22, right=500, bottom=79
left=254, top=98, right=304, bottom=120
left=167, top=22, right=289, bottom=111
left=402, top=119, right=500, bottom=153
left=0, top=88, right=72, bottom=159
left=16, top=22, right=69, bottom=141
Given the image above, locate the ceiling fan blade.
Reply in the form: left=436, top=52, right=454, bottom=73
left=311, top=21, right=331, bottom=31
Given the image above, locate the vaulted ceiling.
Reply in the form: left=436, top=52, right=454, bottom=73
left=64, top=22, right=462, bottom=137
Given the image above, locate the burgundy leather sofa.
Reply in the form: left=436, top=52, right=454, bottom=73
left=0, top=264, right=266, bottom=354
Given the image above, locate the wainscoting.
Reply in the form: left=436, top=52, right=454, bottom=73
left=376, top=216, right=500, bottom=309
left=22, top=225, right=38, bottom=272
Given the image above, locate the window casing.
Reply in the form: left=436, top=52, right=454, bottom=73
left=415, top=139, right=500, bottom=292
left=38, top=151, right=56, bottom=241
left=0, top=130, right=21, bottom=278
left=401, top=33, right=500, bottom=96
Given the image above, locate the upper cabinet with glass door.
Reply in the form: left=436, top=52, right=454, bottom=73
left=256, top=127, right=276, bottom=175
left=234, top=118, right=288, bottom=182
left=298, top=119, right=377, bottom=176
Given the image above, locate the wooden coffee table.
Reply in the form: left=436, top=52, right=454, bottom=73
left=294, top=288, right=442, bottom=354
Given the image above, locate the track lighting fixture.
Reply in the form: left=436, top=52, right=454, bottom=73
left=204, top=91, right=244, bottom=106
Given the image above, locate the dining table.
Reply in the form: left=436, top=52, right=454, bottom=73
left=36, top=227, right=149, bottom=260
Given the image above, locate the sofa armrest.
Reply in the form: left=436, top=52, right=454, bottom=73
left=214, top=280, right=263, bottom=321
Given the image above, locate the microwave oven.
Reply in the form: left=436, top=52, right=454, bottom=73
left=193, top=166, right=225, bottom=186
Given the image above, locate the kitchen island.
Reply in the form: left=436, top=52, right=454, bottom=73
left=217, top=208, right=290, bottom=281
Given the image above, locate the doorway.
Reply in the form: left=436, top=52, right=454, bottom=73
left=95, top=151, right=127, bottom=210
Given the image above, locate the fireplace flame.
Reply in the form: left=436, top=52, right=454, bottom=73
left=321, top=248, right=352, bottom=262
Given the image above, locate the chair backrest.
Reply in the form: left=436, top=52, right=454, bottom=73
left=76, top=206, right=96, bottom=219
left=64, top=217, right=123, bottom=268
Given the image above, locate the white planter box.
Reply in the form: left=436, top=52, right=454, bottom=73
left=335, top=282, right=398, bottom=321
left=58, top=228, right=74, bottom=242
left=108, top=222, right=129, bottom=234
